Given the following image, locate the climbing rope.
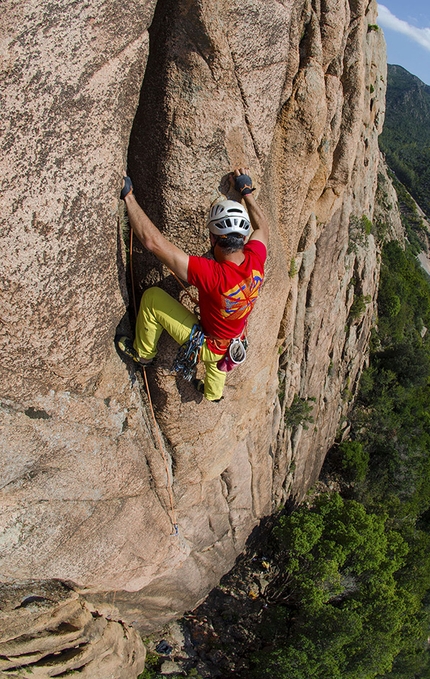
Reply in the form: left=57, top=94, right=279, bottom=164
left=142, top=368, right=179, bottom=537
left=168, top=267, right=199, bottom=309
left=129, top=228, right=179, bottom=537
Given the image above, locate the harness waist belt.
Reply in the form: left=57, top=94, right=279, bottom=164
left=205, top=329, right=247, bottom=355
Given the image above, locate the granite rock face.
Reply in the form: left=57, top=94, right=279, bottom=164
left=1, top=0, right=388, bottom=669
left=0, top=581, right=146, bottom=678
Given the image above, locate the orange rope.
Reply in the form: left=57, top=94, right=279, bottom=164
left=131, top=226, right=197, bottom=310
left=129, top=224, right=178, bottom=536
left=168, top=268, right=199, bottom=307
left=142, top=367, right=178, bottom=535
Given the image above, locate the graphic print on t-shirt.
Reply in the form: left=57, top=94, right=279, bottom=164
left=220, top=269, right=264, bottom=321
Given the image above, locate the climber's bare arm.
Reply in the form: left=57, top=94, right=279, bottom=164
left=244, top=193, right=269, bottom=247
left=124, top=192, right=189, bottom=282
left=230, top=168, right=269, bottom=247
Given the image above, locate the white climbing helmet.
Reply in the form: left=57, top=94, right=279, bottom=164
left=207, top=199, right=251, bottom=237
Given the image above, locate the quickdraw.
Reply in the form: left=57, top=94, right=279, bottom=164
left=172, top=323, right=205, bottom=381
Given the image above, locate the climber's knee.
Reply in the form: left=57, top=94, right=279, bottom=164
left=141, top=286, right=169, bottom=312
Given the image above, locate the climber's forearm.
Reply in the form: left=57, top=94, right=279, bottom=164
left=124, top=193, right=158, bottom=249
left=245, top=193, right=269, bottom=246
left=124, top=193, right=189, bottom=281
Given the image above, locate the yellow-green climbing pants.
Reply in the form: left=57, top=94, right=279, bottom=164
left=134, top=287, right=227, bottom=401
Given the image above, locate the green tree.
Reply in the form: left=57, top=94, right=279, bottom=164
left=251, top=494, right=411, bottom=679
left=339, top=440, right=369, bottom=481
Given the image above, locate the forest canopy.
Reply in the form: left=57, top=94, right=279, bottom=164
left=247, top=236, right=430, bottom=679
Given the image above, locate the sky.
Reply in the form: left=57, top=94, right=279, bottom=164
left=377, top=1, right=430, bottom=85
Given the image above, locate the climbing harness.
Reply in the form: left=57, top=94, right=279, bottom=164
left=166, top=268, right=249, bottom=374
left=172, top=323, right=205, bottom=381
left=128, top=225, right=179, bottom=537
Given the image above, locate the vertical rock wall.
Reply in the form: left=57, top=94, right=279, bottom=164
left=1, top=0, right=387, bottom=669
left=275, top=8, right=388, bottom=501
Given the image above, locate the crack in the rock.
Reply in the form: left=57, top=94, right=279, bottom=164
left=225, top=37, right=262, bottom=164
left=219, top=473, right=236, bottom=540
left=132, top=377, right=179, bottom=529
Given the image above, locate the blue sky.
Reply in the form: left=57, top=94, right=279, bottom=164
left=377, top=1, right=430, bottom=85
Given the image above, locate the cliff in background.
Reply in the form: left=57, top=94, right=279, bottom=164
left=380, top=64, right=430, bottom=221
left=0, top=0, right=390, bottom=674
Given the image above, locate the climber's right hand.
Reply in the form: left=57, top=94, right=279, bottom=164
left=230, top=168, right=255, bottom=197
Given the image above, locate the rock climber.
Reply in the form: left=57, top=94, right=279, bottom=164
left=117, top=167, right=269, bottom=402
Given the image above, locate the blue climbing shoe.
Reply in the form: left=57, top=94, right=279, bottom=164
left=116, top=336, right=153, bottom=367
left=120, top=175, right=133, bottom=200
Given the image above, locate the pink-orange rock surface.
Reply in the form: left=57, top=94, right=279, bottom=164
left=1, top=0, right=389, bottom=672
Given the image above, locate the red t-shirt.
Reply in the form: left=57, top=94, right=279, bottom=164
left=187, top=240, right=267, bottom=354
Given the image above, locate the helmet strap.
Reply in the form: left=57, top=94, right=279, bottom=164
left=209, top=233, right=218, bottom=258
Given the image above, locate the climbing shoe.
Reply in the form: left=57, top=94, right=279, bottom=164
left=192, top=378, right=223, bottom=402
left=193, top=378, right=205, bottom=394
left=116, top=336, right=153, bottom=367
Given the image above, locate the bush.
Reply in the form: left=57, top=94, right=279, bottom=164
left=349, top=294, right=371, bottom=320
left=289, top=258, right=298, bottom=277
left=284, top=395, right=315, bottom=430
left=339, top=441, right=369, bottom=482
